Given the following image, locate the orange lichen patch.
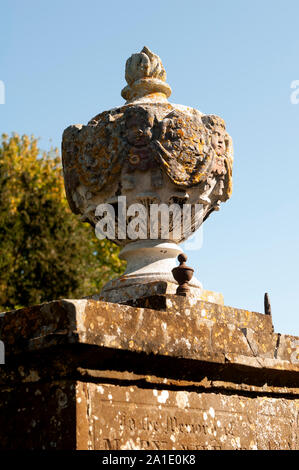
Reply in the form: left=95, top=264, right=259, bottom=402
left=111, top=164, right=121, bottom=174
left=153, top=109, right=216, bottom=187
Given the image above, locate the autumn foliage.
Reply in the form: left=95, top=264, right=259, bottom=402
left=0, top=133, right=125, bottom=311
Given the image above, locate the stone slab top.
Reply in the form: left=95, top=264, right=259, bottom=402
left=0, top=297, right=298, bottom=377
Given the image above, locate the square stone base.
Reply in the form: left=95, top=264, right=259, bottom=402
left=0, top=297, right=298, bottom=450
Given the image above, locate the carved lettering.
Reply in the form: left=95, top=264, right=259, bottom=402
left=142, top=416, right=160, bottom=432
left=92, top=385, right=298, bottom=450
left=181, top=443, right=222, bottom=450
left=118, top=412, right=136, bottom=431
left=140, top=439, right=150, bottom=449
left=166, top=415, right=208, bottom=435
left=103, top=438, right=120, bottom=450
left=153, top=440, right=167, bottom=450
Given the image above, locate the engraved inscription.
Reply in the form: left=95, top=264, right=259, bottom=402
left=81, top=383, right=299, bottom=450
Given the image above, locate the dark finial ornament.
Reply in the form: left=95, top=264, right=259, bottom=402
left=264, top=292, right=272, bottom=316
left=172, top=254, right=194, bottom=296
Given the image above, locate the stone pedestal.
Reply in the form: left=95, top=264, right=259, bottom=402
left=0, top=297, right=299, bottom=450
left=99, top=241, right=202, bottom=303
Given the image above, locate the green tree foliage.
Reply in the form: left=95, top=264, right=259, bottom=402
left=0, top=133, right=125, bottom=311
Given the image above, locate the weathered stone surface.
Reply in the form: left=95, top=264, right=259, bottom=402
left=0, top=298, right=299, bottom=449
left=75, top=383, right=299, bottom=450
left=61, top=47, right=233, bottom=239
left=62, top=102, right=232, bottom=242
left=96, top=280, right=223, bottom=305
left=121, top=46, right=171, bottom=102
left=0, top=298, right=297, bottom=373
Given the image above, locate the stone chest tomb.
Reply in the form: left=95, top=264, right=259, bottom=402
left=0, top=47, right=298, bottom=450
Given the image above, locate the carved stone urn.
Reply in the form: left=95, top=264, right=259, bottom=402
left=61, top=47, right=233, bottom=302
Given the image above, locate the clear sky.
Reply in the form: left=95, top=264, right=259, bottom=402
left=1, top=0, right=299, bottom=335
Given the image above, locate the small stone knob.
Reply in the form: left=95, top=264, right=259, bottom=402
left=172, top=253, right=194, bottom=296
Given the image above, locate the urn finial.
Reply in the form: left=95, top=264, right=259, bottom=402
left=121, top=46, right=172, bottom=102
left=172, top=254, right=194, bottom=297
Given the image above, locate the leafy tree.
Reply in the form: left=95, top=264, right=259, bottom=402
left=0, top=133, right=125, bottom=311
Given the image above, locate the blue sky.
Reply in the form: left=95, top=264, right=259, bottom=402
left=1, top=0, right=299, bottom=335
